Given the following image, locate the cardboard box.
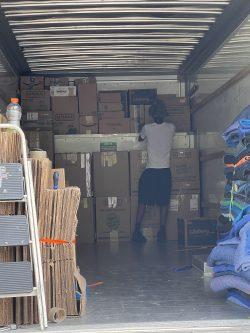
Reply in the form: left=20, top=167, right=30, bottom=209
left=20, top=76, right=44, bottom=91
left=99, top=91, right=128, bottom=114
left=45, top=77, right=69, bottom=90
left=98, top=111, right=124, bottom=119
left=130, top=150, right=147, bottom=194
left=78, top=81, right=98, bottom=115
left=130, top=105, right=146, bottom=119
left=167, top=193, right=200, bottom=241
left=96, top=197, right=130, bottom=242
left=21, top=90, right=51, bottom=111
left=77, top=198, right=95, bottom=244
left=21, top=90, right=47, bottom=100
left=55, top=153, right=92, bottom=197
left=130, top=196, right=160, bottom=241
left=99, top=92, right=122, bottom=103
left=166, top=113, right=191, bottom=132
left=178, top=218, right=217, bottom=248
left=93, top=151, right=130, bottom=197
left=98, top=102, right=123, bottom=113
left=171, top=149, right=200, bottom=192
left=129, top=89, right=156, bottom=105
left=53, top=119, right=79, bottom=135
left=79, top=115, right=98, bottom=134
left=22, top=111, right=53, bottom=130
left=99, top=118, right=130, bottom=134
left=25, top=130, right=54, bottom=161
left=158, top=94, right=188, bottom=108
left=52, top=96, right=79, bottom=134
left=50, top=86, right=76, bottom=97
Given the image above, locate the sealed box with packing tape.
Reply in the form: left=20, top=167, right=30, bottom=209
left=167, top=193, right=200, bottom=241
left=171, top=149, right=200, bottom=192
left=55, top=153, right=92, bottom=197
left=79, top=115, right=98, bottom=134
left=96, top=197, right=130, bottom=242
left=93, top=151, right=130, bottom=197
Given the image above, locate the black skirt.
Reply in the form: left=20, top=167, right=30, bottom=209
left=138, top=168, right=171, bottom=206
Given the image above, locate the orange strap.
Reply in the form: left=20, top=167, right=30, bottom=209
left=40, top=238, right=76, bottom=245
left=226, top=156, right=250, bottom=168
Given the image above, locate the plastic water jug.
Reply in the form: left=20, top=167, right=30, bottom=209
left=6, top=98, right=22, bottom=127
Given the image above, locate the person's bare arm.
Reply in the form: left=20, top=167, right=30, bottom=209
left=138, top=135, right=145, bottom=142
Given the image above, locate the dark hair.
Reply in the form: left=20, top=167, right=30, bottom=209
left=149, top=99, right=168, bottom=123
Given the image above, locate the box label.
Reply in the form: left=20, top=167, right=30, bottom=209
left=190, top=195, right=199, bottom=211
left=110, top=230, right=119, bottom=242
left=108, top=197, right=118, bottom=208
left=85, top=153, right=92, bottom=197
left=83, top=198, right=88, bottom=209
left=100, top=142, right=117, bottom=152
left=50, top=86, right=76, bottom=97
left=27, top=112, right=38, bottom=121
left=170, top=199, right=179, bottom=212
left=81, top=154, right=86, bottom=169
left=101, top=152, right=118, bottom=167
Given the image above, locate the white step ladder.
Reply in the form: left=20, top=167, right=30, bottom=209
left=0, top=124, right=48, bottom=330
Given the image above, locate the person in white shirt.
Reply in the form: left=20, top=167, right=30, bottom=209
left=132, top=99, right=175, bottom=243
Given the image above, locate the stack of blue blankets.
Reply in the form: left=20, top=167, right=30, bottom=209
left=208, top=105, right=250, bottom=309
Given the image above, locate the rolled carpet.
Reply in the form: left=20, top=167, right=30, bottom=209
left=211, top=275, right=250, bottom=294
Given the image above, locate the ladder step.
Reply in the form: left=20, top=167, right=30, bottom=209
left=0, top=288, right=37, bottom=299
left=0, top=215, right=29, bottom=246
left=0, top=163, right=24, bottom=200
left=0, top=195, right=27, bottom=203
left=0, top=262, right=33, bottom=295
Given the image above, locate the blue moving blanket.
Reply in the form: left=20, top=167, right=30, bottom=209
left=213, top=264, right=250, bottom=281
left=211, top=275, right=250, bottom=294
left=207, top=244, right=236, bottom=267
left=222, top=105, right=250, bottom=147
left=227, top=290, right=250, bottom=309
left=235, top=222, right=250, bottom=272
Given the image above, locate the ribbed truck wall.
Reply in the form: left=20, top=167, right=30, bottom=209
left=192, top=73, right=250, bottom=215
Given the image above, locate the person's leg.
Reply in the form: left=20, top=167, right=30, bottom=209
left=132, top=203, right=147, bottom=243
left=136, top=203, right=146, bottom=227
left=160, top=205, right=169, bottom=227
left=156, top=169, right=171, bottom=243
left=157, top=205, right=169, bottom=242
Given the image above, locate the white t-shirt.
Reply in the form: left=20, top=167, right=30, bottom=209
left=140, top=122, right=175, bottom=169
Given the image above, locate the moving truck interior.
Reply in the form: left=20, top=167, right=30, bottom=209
left=0, top=1, right=250, bottom=332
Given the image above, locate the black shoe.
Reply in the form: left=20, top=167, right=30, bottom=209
left=132, top=230, right=147, bottom=243
left=157, top=228, right=166, bottom=243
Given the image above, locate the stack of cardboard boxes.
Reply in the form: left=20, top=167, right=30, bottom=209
left=55, top=147, right=200, bottom=243
left=158, top=94, right=191, bottom=132
left=20, top=76, right=54, bottom=161
left=98, top=91, right=130, bottom=134
left=20, top=76, right=198, bottom=243
left=77, top=78, right=98, bottom=134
